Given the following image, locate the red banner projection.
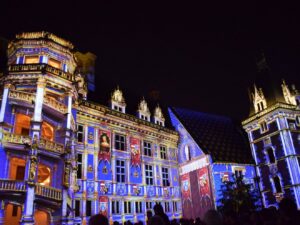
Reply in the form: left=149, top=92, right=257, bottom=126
left=130, top=137, right=141, bottom=166
left=99, top=196, right=108, bottom=216
left=198, top=166, right=214, bottom=210
left=181, top=173, right=191, bottom=199
left=98, top=130, right=111, bottom=162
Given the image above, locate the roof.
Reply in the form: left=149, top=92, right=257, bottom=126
left=170, top=107, right=254, bottom=164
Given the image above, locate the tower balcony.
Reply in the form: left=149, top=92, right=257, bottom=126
left=2, top=133, right=65, bottom=155
left=8, top=63, right=75, bottom=81
left=9, top=90, right=68, bottom=115
left=0, top=179, right=62, bottom=202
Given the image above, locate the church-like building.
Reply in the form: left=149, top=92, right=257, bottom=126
left=242, top=57, right=300, bottom=209
left=0, top=32, right=299, bottom=225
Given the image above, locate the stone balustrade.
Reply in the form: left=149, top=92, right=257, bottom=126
left=0, top=179, right=26, bottom=192
left=2, top=133, right=31, bottom=145
left=35, top=183, right=62, bottom=201
left=39, top=138, right=64, bottom=154
left=9, top=90, right=35, bottom=103
left=9, top=63, right=75, bottom=81
left=44, top=95, right=67, bottom=114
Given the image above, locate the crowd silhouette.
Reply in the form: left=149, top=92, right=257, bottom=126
left=88, top=198, right=300, bottom=225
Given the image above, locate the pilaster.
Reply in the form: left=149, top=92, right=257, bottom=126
left=0, top=83, right=11, bottom=123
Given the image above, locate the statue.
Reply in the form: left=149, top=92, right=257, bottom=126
left=29, top=157, right=37, bottom=181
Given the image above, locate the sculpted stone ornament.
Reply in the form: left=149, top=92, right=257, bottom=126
left=138, top=98, right=150, bottom=114
left=111, top=87, right=125, bottom=104
left=154, top=105, right=164, bottom=119
left=28, top=156, right=37, bottom=185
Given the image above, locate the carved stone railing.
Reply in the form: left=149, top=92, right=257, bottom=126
left=39, top=138, right=64, bottom=154
left=8, top=64, right=75, bottom=81
left=43, top=95, right=67, bottom=114
left=9, top=90, right=35, bottom=103
left=2, top=133, right=31, bottom=145
left=0, top=179, right=26, bottom=192
left=35, top=184, right=62, bottom=201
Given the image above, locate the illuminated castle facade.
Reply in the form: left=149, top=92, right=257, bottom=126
left=242, top=57, right=300, bottom=209
left=0, top=32, right=181, bottom=225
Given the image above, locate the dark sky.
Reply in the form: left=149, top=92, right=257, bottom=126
left=1, top=1, right=300, bottom=121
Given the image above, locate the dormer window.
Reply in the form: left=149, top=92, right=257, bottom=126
left=153, top=105, right=165, bottom=127
left=260, top=121, right=268, bottom=133
left=137, top=98, right=151, bottom=122
left=111, top=87, right=126, bottom=113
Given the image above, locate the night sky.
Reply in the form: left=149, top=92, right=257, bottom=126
left=1, top=1, right=300, bottom=121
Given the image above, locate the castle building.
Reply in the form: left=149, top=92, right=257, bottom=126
left=169, top=107, right=256, bottom=219
left=242, top=56, right=300, bottom=209
left=0, top=32, right=181, bottom=225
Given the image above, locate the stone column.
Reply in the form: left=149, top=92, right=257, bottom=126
left=31, top=77, right=46, bottom=141
left=20, top=154, right=38, bottom=225
left=0, top=83, right=11, bottom=123
left=0, top=200, right=5, bottom=225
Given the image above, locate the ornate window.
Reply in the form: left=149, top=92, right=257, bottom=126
left=14, top=114, right=30, bottom=136
left=48, top=58, right=61, bottom=69
left=164, top=202, right=171, bottom=213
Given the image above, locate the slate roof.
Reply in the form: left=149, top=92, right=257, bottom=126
left=170, top=107, right=254, bottom=164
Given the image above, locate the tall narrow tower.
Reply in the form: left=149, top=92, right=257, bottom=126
left=242, top=56, right=300, bottom=208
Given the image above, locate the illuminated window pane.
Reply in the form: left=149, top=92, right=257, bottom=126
left=25, top=55, right=39, bottom=64
left=48, top=58, right=61, bottom=69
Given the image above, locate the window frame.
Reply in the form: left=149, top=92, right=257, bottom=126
left=145, top=164, right=154, bottom=185
left=116, top=160, right=126, bottom=183
left=160, top=145, right=167, bottom=160
left=115, top=134, right=126, bottom=151
left=143, top=141, right=152, bottom=156
left=77, top=153, right=83, bottom=179
left=77, top=124, right=84, bottom=143
left=259, top=121, right=268, bottom=133
left=162, top=167, right=169, bottom=187
left=112, top=200, right=121, bottom=214
left=124, top=201, right=132, bottom=214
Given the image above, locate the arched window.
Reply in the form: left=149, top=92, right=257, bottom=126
left=184, top=145, right=191, bottom=161
left=267, top=148, right=276, bottom=164
left=273, top=176, right=282, bottom=193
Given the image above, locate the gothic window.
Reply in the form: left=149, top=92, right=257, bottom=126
left=267, top=148, right=276, bottom=164
left=273, top=176, right=282, bottom=193
left=260, top=121, right=268, bottom=133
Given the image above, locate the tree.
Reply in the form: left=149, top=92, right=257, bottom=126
left=218, top=174, right=261, bottom=214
